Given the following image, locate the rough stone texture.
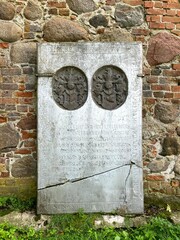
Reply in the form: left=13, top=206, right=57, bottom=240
left=89, top=14, right=108, bottom=28
left=0, top=22, right=22, bottom=42
left=174, top=158, right=180, bottom=175
left=37, top=43, right=143, bottom=214
left=43, top=17, right=88, bottom=42
left=0, top=124, right=20, bottom=151
left=176, top=126, right=180, bottom=136
left=24, top=0, right=42, bottom=21
left=154, top=102, right=179, bottom=124
left=0, top=1, right=15, bottom=20
left=10, top=43, right=37, bottom=64
left=115, top=4, right=144, bottom=28
left=0, top=211, right=50, bottom=230
left=148, top=159, right=169, bottom=173
left=95, top=215, right=125, bottom=228
left=146, top=32, right=180, bottom=66
left=66, top=0, right=97, bottom=14
left=17, top=115, right=36, bottom=130
left=97, top=29, right=133, bottom=42
left=161, top=137, right=180, bottom=156
left=11, top=156, right=36, bottom=177
left=170, top=212, right=180, bottom=225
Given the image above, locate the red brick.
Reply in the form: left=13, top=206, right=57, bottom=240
left=18, top=84, right=26, bottom=91
left=171, top=30, right=180, bottom=36
left=48, top=2, right=66, bottom=8
left=1, top=172, right=9, bottom=177
left=163, top=70, right=180, bottom=76
left=165, top=3, right=180, bottom=9
left=18, top=98, right=34, bottom=104
left=145, top=98, right=156, bottom=104
left=144, top=1, right=154, bottom=8
left=146, top=175, right=165, bottom=181
left=173, top=92, right=180, bottom=98
left=164, top=92, right=173, bottom=98
left=176, top=24, right=180, bottom=29
left=59, top=8, right=69, bottom=16
left=21, top=131, right=36, bottom=140
left=0, top=98, right=18, bottom=104
left=15, top=92, right=33, bottom=98
left=154, top=1, right=163, bottom=8
left=162, top=16, right=180, bottom=22
left=0, top=117, right=7, bottom=123
left=165, top=22, right=175, bottom=29
left=15, top=149, right=32, bottom=154
left=149, top=22, right=165, bottom=29
left=151, top=15, right=161, bottom=22
left=177, top=10, right=180, bottom=16
left=171, top=180, right=179, bottom=187
left=146, top=76, right=158, bottom=83
left=48, top=8, right=58, bottom=15
left=166, top=9, right=177, bottom=16
left=172, top=64, right=180, bottom=70
left=106, top=0, right=116, bottom=5
left=151, top=85, right=170, bottom=91
left=123, top=0, right=143, bottom=6
left=132, top=28, right=150, bottom=35
left=146, top=15, right=151, bottom=22
left=0, top=43, right=9, bottom=48
left=147, top=8, right=165, bottom=15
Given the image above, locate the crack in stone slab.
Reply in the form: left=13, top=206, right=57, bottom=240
left=38, top=161, right=140, bottom=191
left=124, top=164, right=132, bottom=205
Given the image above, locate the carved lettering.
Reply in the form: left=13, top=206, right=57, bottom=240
left=92, top=65, right=128, bottom=110
left=52, top=66, right=88, bottom=110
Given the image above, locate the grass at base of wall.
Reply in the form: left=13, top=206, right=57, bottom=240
left=0, top=215, right=180, bottom=240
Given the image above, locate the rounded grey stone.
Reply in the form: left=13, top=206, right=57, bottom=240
left=0, top=21, right=22, bottom=42
left=24, top=0, right=42, bottom=21
left=66, top=0, right=97, bottom=14
left=115, top=4, right=144, bottom=28
left=0, top=124, right=20, bottom=151
left=43, top=17, right=88, bottom=42
left=11, top=156, right=37, bottom=177
left=154, top=102, right=179, bottom=124
left=0, top=1, right=15, bottom=20
left=89, top=14, right=108, bottom=28
left=148, top=159, right=169, bottom=172
left=10, top=42, right=37, bottom=64
left=161, top=137, right=180, bottom=156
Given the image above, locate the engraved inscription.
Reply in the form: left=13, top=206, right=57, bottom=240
left=52, top=66, right=88, bottom=110
left=92, top=65, right=128, bottom=110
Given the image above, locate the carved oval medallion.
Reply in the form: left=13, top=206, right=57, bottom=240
left=52, top=66, right=88, bottom=110
left=92, top=65, right=128, bottom=110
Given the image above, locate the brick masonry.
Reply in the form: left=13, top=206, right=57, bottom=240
left=0, top=0, right=180, bottom=207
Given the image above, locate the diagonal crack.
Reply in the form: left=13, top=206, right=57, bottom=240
left=124, top=164, right=132, bottom=204
left=38, top=161, right=140, bottom=191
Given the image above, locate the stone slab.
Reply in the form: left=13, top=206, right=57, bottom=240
left=37, top=43, right=143, bottom=214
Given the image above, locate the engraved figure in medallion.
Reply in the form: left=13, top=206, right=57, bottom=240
left=52, top=66, right=88, bottom=110
left=92, top=65, right=128, bottom=110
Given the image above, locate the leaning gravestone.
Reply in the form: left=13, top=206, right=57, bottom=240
left=37, top=43, right=143, bottom=214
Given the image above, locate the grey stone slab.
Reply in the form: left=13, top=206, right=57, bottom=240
left=37, top=43, right=143, bottom=214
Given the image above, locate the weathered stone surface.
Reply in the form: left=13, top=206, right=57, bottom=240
left=66, top=0, right=97, bottom=14
left=154, top=102, right=179, bottom=124
left=174, top=158, right=180, bottom=175
left=0, top=1, right=15, bottom=20
left=11, top=156, right=36, bottom=177
left=89, top=14, right=108, bottom=28
left=0, top=124, right=20, bottom=151
left=176, top=126, right=180, bottom=136
left=115, top=4, right=144, bottom=28
left=95, top=215, right=125, bottom=228
left=0, top=22, right=22, bottom=42
left=43, top=17, right=88, bottom=42
left=148, top=159, right=169, bottom=172
left=10, top=43, right=37, bottom=64
left=161, top=137, right=180, bottom=156
left=146, top=32, right=180, bottom=66
left=17, top=115, right=36, bottom=130
left=37, top=43, right=143, bottom=214
left=97, top=29, right=133, bottom=42
left=171, top=211, right=180, bottom=225
left=24, top=0, right=42, bottom=21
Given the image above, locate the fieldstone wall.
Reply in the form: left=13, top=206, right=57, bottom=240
left=0, top=0, right=180, bottom=207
